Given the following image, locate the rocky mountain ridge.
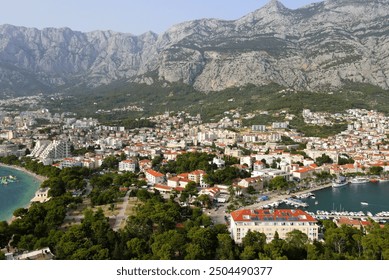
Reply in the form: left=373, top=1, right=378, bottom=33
left=1, top=0, right=389, bottom=95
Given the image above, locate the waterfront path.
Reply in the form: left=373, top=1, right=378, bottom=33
left=246, top=183, right=332, bottom=210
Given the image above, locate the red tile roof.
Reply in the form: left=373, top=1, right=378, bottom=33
left=146, top=169, right=164, bottom=177
left=231, top=209, right=317, bottom=223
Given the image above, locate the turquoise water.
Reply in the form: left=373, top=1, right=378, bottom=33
left=305, top=182, right=389, bottom=215
left=0, top=166, right=41, bottom=222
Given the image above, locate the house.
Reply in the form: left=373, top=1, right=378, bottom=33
left=31, top=187, right=50, bottom=203
left=139, top=159, right=152, bottom=172
left=292, top=167, right=315, bottom=180
left=212, top=157, right=225, bottom=168
left=167, top=176, right=191, bottom=188
left=230, top=209, right=319, bottom=243
left=198, top=187, right=221, bottom=200
left=237, top=176, right=263, bottom=191
left=145, top=169, right=165, bottom=185
left=188, top=170, right=208, bottom=188
left=334, top=217, right=377, bottom=232
left=253, top=161, right=266, bottom=172
left=154, top=184, right=184, bottom=194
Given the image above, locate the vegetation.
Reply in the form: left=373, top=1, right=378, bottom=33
left=42, top=81, right=389, bottom=138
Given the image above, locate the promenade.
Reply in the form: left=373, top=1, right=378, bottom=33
left=246, top=183, right=332, bottom=210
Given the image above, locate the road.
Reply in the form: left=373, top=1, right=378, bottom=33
left=112, top=190, right=130, bottom=231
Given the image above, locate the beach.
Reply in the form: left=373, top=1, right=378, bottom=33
left=0, top=163, right=47, bottom=223
left=0, top=163, right=47, bottom=184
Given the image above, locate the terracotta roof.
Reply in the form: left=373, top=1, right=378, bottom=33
left=146, top=169, right=164, bottom=177
left=190, top=170, right=206, bottom=175
left=231, top=209, right=317, bottom=223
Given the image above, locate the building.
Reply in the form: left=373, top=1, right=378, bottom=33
left=230, top=209, right=319, bottom=243
left=119, top=159, right=137, bottom=172
left=188, top=170, right=208, bottom=188
left=145, top=169, right=165, bottom=185
left=237, top=176, right=263, bottom=191
left=30, top=140, right=71, bottom=162
left=30, top=187, right=50, bottom=203
left=59, top=158, right=83, bottom=169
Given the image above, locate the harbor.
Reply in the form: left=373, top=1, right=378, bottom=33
left=248, top=180, right=389, bottom=224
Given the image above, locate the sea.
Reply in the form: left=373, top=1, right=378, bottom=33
left=0, top=166, right=41, bottom=222
left=304, top=181, right=389, bottom=215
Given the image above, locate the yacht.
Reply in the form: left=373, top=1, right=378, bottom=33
left=360, top=201, right=368, bottom=206
left=350, top=177, right=369, bottom=184
left=332, top=177, right=348, bottom=188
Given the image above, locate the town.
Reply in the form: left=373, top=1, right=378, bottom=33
left=1, top=104, right=389, bottom=260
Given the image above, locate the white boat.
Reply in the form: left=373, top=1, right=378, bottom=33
left=360, top=201, right=368, bottom=206
left=350, top=177, right=369, bottom=184
left=332, top=178, right=348, bottom=188
left=379, top=178, right=389, bottom=183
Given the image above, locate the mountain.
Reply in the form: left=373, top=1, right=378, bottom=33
left=1, top=0, right=389, bottom=96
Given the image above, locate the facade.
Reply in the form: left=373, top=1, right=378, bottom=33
left=30, top=140, right=71, bottom=161
left=230, top=209, right=319, bottom=243
left=145, top=169, right=165, bottom=185
left=119, top=159, right=137, bottom=172
left=59, top=158, right=83, bottom=169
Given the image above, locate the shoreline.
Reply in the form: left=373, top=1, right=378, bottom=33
left=0, top=163, right=48, bottom=224
left=247, top=183, right=332, bottom=209
left=0, top=163, right=47, bottom=184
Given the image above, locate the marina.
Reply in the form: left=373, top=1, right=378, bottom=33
left=252, top=180, right=389, bottom=223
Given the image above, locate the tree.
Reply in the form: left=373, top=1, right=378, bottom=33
left=216, top=233, right=238, bottom=260
left=185, top=227, right=217, bottom=260
left=151, top=230, right=187, bottom=259
left=13, top=208, right=28, bottom=218
left=0, top=221, right=11, bottom=249
left=44, top=177, right=66, bottom=197
left=284, top=230, right=309, bottom=260
left=269, top=176, right=288, bottom=191
left=196, top=194, right=212, bottom=209
left=369, top=166, right=383, bottom=176
left=101, top=156, right=119, bottom=170
left=262, top=232, right=288, bottom=260
left=240, top=230, right=267, bottom=260
left=126, top=238, right=150, bottom=260
left=315, top=153, right=333, bottom=166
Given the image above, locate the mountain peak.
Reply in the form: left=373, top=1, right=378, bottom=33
left=263, top=0, right=289, bottom=13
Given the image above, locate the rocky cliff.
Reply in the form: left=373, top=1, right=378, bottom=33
left=1, top=0, right=389, bottom=95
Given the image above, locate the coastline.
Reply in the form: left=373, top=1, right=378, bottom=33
left=0, top=163, right=47, bottom=224
left=0, top=163, right=47, bottom=184
left=247, top=183, right=332, bottom=209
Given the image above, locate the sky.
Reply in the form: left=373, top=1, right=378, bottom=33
left=0, top=0, right=322, bottom=35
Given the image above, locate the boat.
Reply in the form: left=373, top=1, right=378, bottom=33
left=350, top=177, right=369, bottom=184
left=370, top=177, right=379, bottom=183
left=379, top=178, right=389, bottom=183
left=360, top=201, right=369, bottom=206
left=332, top=176, right=348, bottom=188
left=0, top=175, right=18, bottom=185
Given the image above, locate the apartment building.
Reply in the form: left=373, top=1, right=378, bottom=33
left=230, top=209, right=319, bottom=243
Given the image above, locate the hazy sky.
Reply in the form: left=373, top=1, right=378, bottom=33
left=0, top=0, right=322, bottom=35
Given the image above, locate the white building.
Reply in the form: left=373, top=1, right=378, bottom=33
left=119, top=159, right=137, bottom=172
left=30, top=140, right=71, bottom=161
left=230, top=209, right=319, bottom=243
left=145, top=169, right=165, bottom=185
